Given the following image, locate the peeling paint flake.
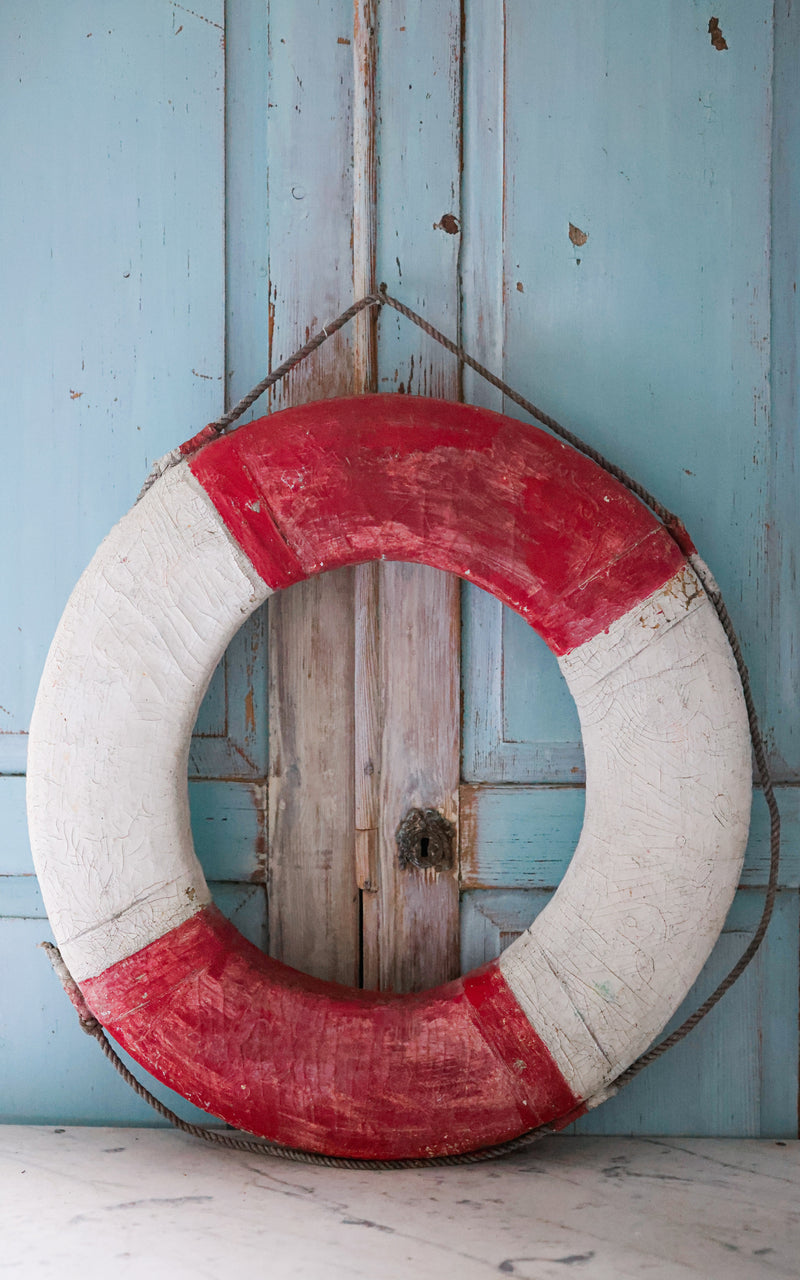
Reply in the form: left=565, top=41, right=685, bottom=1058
left=708, top=17, right=728, bottom=51
left=434, top=213, right=460, bottom=235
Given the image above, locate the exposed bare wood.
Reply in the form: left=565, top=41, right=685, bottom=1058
left=375, top=562, right=461, bottom=993
left=268, top=568, right=359, bottom=984
left=354, top=561, right=381, bottom=850
left=363, top=1, right=464, bottom=992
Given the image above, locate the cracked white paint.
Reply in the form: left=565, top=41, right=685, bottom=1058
left=27, top=464, right=271, bottom=981
left=499, top=565, right=751, bottom=1099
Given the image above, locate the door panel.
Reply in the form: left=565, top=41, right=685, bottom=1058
left=458, top=0, right=798, bottom=1136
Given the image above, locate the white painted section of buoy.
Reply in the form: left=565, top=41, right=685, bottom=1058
left=26, top=464, right=271, bottom=982
left=499, top=565, right=752, bottom=1100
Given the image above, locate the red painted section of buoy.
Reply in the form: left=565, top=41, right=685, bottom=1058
left=189, top=395, right=684, bottom=655
left=81, top=905, right=583, bottom=1160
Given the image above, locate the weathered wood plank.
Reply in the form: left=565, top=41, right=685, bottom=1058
left=460, top=782, right=800, bottom=891
left=354, top=564, right=381, bottom=855
left=373, top=563, right=460, bottom=991
left=353, top=0, right=381, bottom=932
left=264, top=0, right=359, bottom=984
left=460, top=0, right=505, bottom=414
left=266, top=0, right=355, bottom=412
left=353, top=0, right=379, bottom=389
left=268, top=568, right=358, bottom=984
left=363, top=0, right=463, bottom=992
left=375, top=0, right=462, bottom=398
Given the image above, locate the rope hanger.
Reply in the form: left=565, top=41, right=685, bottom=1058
left=46, top=288, right=781, bottom=1169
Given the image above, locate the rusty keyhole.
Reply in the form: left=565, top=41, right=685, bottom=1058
left=395, top=807, right=455, bottom=872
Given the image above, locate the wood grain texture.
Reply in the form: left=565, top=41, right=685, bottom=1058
left=265, top=0, right=354, bottom=413
left=353, top=0, right=381, bottom=922
left=268, top=566, right=359, bottom=985
left=263, top=0, right=359, bottom=984
left=366, top=0, right=464, bottom=992
left=374, top=562, right=461, bottom=992
left=354, top=564, right=381, bottom=848
left=352, top=0, right=379, bottom=390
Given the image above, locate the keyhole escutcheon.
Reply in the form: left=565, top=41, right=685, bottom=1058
left=395, top=807, right=455, bottom=872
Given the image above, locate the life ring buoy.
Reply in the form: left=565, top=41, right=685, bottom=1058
left=27, top=395, right=751, bottom=1159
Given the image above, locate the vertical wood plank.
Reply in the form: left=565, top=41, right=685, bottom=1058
left=375, top=563, right=460, bottom=992
left=265, top=0, right=359, bottom=984
left=355, top=561, right=381, bottom=989
left=266, top=1, right=355, bottom=411
left=460, top=0, right=505, bottom=413
left=269, top=569, right=358, bottom=983
left=375, top=0, right=463, bottom=397
left=359, top=0, right=463, bottom=992
left=353, top=1, right=382, bottom=979
left=353, top=0, right=379, bottom=387
left=767, top=0, right=800, bottom=781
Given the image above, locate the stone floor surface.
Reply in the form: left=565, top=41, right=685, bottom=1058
left=1, top=1128, right=797, bottom=1279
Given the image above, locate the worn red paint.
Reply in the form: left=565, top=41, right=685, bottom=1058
left=81, top=905, right=582, bottom=1159
left=189, top=395, right=685, bottom=655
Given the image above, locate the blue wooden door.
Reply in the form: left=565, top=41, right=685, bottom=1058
left=458, top=1, right=798, bottom=1136
left=2, top=1, right=797, bottom=1136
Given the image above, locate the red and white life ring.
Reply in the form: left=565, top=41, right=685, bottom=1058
left=27, top=396, right=751, bottom=1159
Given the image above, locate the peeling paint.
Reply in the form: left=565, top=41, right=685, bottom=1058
left=708, top=17, right=728, bottom=51
left=434, top=213, right=460, bottom=234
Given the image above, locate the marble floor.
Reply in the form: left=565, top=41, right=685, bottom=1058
left=1, top=1128, right=797, bottom=1279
